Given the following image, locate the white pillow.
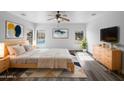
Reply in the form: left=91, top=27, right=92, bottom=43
left=13, top=45, right=26, bottom=56
left=7, top=45, right=19, bottom=55
left=23, top=45, right=33, bottom=51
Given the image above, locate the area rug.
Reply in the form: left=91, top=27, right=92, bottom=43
left=20, top=65, right=87, bottom=79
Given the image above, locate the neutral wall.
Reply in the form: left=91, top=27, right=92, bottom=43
left=86, top=12, right=124, bottom=73
left=0, top=12, right=34, bottom=42
left=36, top=23, right=86, bottom=49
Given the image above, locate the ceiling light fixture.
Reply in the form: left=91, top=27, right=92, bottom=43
left=91, top=13, right=96, bottom=16
left=48, top=11, right=70, bottom=23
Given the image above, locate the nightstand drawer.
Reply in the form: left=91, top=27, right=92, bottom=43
left=0, top=60, right=9, bottom=66
left=0, top=65, right=8, bottom=72
left=0, top=56, right=10, bottom=73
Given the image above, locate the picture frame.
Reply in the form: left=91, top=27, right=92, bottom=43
left=75, top=31, right=84, bottom=41
left=52, top=28, right=69, bottom=39
left=5, top=20, right=24, bottom=39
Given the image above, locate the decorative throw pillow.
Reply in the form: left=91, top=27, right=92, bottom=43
left=7, top=45, right=19, bottom=55
left=13, top=45, right=26, bottom=56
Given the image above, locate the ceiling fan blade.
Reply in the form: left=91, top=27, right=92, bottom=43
left=60, top=17, right=70, bottom=21
left=48, top=18, right=56, bottom=20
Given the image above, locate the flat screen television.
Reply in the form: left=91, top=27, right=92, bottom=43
left=100, top=26, right=119, bottom=43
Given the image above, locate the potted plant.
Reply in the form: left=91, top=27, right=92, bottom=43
left=80, top=37, right=88, bottom=52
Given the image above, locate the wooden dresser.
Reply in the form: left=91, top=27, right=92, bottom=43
left=0, top=56, right=10, bottom=73
left=93, top=45, right=122, bottom=73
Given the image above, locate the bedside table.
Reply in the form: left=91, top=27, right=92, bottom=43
left=0, top=56, right=10, bottom=73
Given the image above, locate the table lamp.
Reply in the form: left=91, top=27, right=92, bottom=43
left=0, top=42, right=5, bottom=58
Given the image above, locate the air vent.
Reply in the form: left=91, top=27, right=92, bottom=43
left=21, top=13, right=26, bottom=16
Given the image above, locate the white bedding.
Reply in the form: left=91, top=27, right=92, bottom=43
left=10, top=48, right=73, bottom=69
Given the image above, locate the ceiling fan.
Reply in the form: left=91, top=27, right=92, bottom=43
left=48, top=11, right=70, bottom=23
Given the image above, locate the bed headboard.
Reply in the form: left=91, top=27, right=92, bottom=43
left=4, top=39, right=29, bottom=56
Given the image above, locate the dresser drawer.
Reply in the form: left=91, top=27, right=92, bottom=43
left=0, top=56, right=10, bottom=73
left=104, top=56, right=112, bottom=62
left=106, top=62, right=112, bottom=69
left=104, top=60, right=112, bottom=69
left=104, top=50, right=112, bottom=56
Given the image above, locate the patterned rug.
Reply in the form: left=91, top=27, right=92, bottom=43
left=20, top=65, right=87, bottom=78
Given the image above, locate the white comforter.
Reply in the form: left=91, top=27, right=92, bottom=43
left=10, top=48, right=73, bottom=69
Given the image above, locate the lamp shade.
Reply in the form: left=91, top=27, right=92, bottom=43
left=0, top=43, right=4, bottom=58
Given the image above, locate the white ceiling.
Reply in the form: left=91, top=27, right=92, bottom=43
left=8, top=11, right=109, bottom=24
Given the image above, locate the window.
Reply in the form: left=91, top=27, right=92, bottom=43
left=37, top=30, right=45, bottom=47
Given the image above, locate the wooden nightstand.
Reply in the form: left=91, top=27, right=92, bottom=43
left=0, top=56, right=10, bottom=73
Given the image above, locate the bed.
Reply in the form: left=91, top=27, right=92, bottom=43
left=4, top=40, right=74, bottom=73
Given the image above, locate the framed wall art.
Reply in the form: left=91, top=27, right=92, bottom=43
left=52, top=28, right=69, bottom=39
left=27, top=30, right=33, bottom=45
left=5, top=21, right=24, bottom=39
left=75, top=31, right=84, bottom=41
